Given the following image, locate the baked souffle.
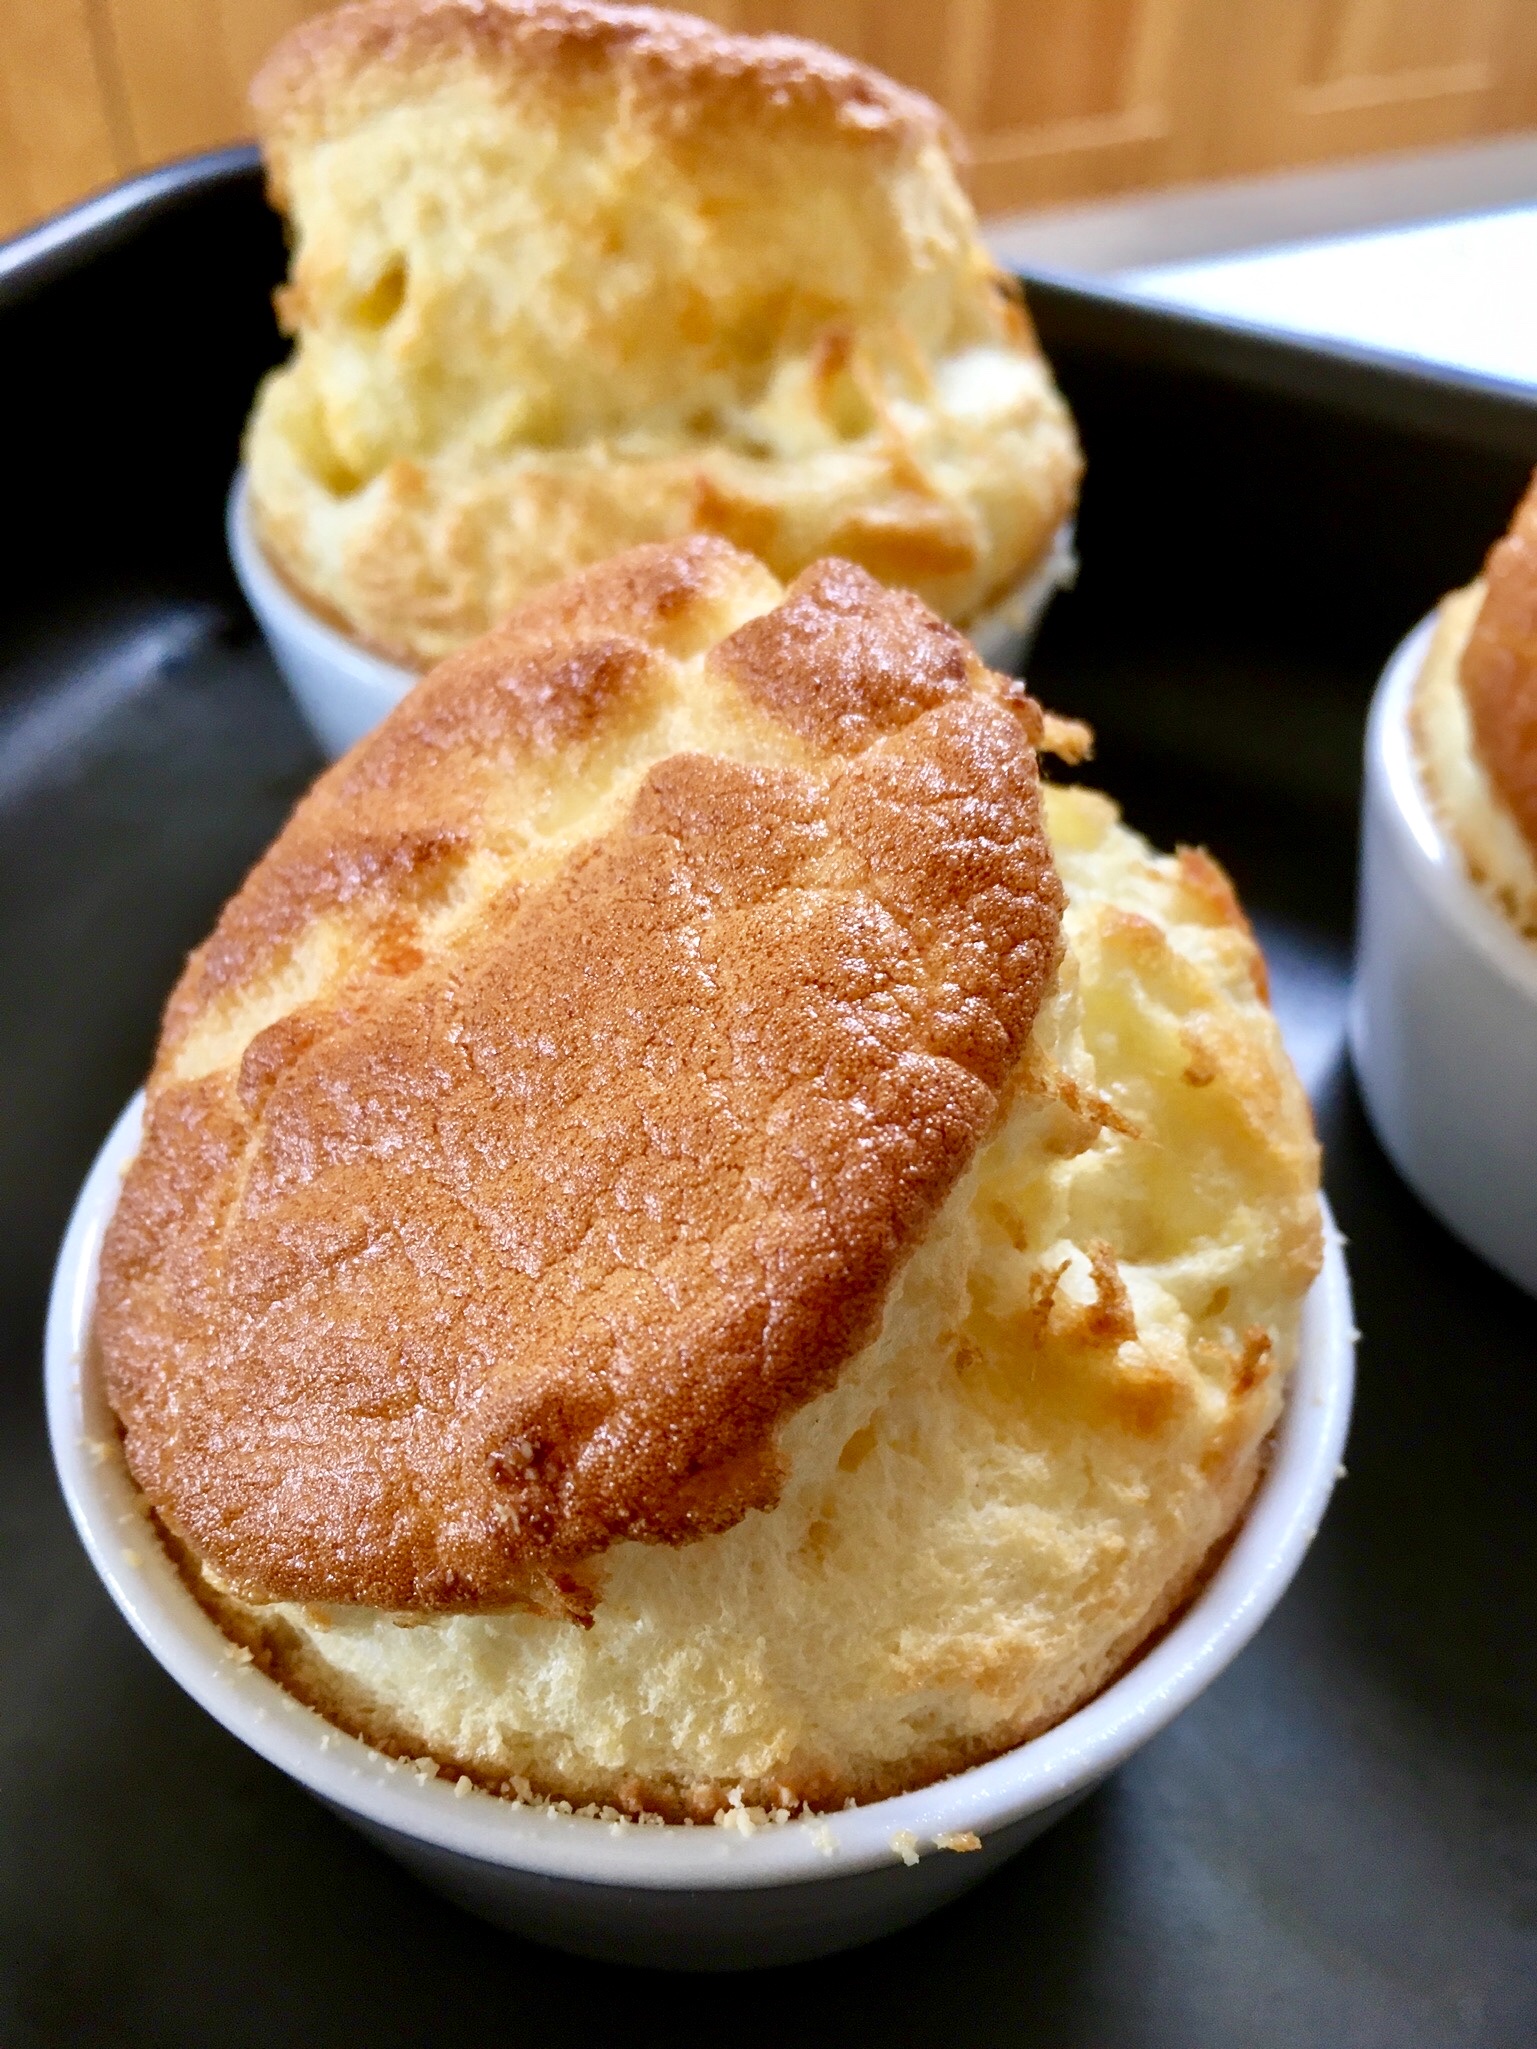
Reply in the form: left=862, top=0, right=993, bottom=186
left=242, top=0, right=1082, bottom=669
left=1413, top=472, right=1537, bottom=938
left=96, top=539, right=1321, bottom=1820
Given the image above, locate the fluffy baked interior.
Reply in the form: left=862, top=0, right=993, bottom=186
left=1413, top=582, right=1537, bottom=937
left=196, top=782, right=1322, bottom=1818
left=244, top=0, right=1081, bottom=665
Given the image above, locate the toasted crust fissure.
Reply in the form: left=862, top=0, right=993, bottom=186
left=1460, top=469, right=1537, bottom=857
left=97, top=544, right=1063, bottom=1614
left=711, top=555, right=1001, bottom=753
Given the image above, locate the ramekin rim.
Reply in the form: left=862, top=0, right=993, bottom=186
left=48, top=1085, right=1352, bottom=1892
left=227, top=471, right=417, bottom=691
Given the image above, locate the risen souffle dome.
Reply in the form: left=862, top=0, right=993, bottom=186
left=243, top=0, right=1081, bottom=667
left=98, top=538, right=1319, bottom=1818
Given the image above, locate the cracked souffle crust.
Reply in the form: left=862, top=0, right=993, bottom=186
left=96, top=541, right=1064, bottom=1616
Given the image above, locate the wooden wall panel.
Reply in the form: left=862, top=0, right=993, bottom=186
left=0, top=1, right=124, bottom=233
left=216, top=0, right=327, bottom=99
left=1302, top=0, right=1502, bottom=88
left=977, top=0, right=1143, bottom=134
left=103, top=0, right=248, bottom=161
left=4, top=0, right=1537, bottom=242
left=98, top=0, right=326, bottom=164
left=965, top=0, right=1189, bottom=212
left=1216, top=0, right=1534, bottom=175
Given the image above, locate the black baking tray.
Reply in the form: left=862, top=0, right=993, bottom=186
left=2, top=151, right=1534, bottom=2047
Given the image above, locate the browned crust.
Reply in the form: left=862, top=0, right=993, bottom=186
left=170, top=535, right=764, bottom=1016
left=1460, top=468, right=1537, bottom=858
left=97, top=542, right=1063, bottom=1616
left=178, top=1438, right=1268, bottom=1821
left=252, top=0, right=957, bottom=208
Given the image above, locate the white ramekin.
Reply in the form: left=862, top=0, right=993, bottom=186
left=228, top=469, right=1075, bottom=760
left=1350, top=616, right=1537, bottom=1298
left=48, top=1094, right=1354, bottom=1971
left=227, top=472, right=420, bottom=758
left=967, top=521, right=1078, bottom=675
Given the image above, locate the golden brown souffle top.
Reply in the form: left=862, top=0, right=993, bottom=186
left=96, top=540, right=1065, bottom=1622
left=252, top=0, right=953, bottom=179
left=1460, top=469, right=1537, bottom=860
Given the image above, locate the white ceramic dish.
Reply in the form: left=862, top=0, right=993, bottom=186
left=1350, top=615, right=1537, bottom=1298
left=227, top=472, right=416, bottom=759
left=48, top=1094, right=1353, bottom=1971
left=967, top=519, right=1078, bottom=675
left=228, top=469, right=1076, bottom=759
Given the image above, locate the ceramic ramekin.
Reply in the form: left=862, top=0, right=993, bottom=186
left=228, top=469, right=1076, bottom=760
left=48, top=1095, right=1354, bottom=1971
left=1350, top=615, right=1537, bottom=1298
left=967, top=520, right=1078, bottom=675
left=227, top=472, right=417, bottom=759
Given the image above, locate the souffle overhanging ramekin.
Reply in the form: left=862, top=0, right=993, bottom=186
left=227, top=470, right=1077, bottom=758
left=49, top=1093, right=1354, bottom=1972
left=1351, top=614, right=1537, bottom=1298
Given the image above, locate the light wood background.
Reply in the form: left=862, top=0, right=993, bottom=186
left=6, top=0, right=1537, bottom=241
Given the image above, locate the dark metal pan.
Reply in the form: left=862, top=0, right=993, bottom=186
left=1, top=152, right=1532, bottom=2046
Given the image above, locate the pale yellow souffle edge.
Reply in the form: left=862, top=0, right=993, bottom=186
left=1411, top=583, right=1537, bottom=941
left=186, top=782, right=1322, bottom=1823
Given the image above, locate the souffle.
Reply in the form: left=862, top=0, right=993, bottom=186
left=243, top=0, right=1081, bottom=668
left=97, top=540, right=1321, bottom=1819
left=1414, top=472, right=1537, bottom=938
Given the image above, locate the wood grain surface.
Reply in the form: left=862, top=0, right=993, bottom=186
left=4, top=0, right=1537, bottom=240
